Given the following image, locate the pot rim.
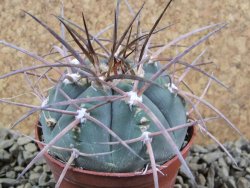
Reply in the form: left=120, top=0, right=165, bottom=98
left=36, top=122, right=196, bottom=178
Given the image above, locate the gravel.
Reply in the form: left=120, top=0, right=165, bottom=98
left=0, top=129, right=55, bottom=188
left=176, top=139, right=250, bottom=188
left=0, top=128, right=249, bottom=188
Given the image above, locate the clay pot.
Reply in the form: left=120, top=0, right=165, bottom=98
left=35, top=125, right=195, bottom=188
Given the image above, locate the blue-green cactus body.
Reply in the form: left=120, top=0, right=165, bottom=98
left=40, top=83, right=89, bottom=142
left=40, top=62, right=188, bottom=173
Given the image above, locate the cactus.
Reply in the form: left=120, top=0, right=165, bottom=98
left=40, top=61, right=187, bottom=172
left=0, top=1, right=241, bottom=187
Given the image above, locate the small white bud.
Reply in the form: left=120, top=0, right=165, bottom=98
left=46, top=118, right=57, bottom=127
left=140, top=117, right=149, bottom=124
left=70, top=58, right=80, bottom=65
left=63, top=73, right=81, bottom=84
left=167, top=83, right=178, bottom=93
left=98, top=76, right=105, bottom=81
left=137, top=68, right=144, bottom=78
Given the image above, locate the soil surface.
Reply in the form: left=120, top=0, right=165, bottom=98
left=0, top=0, right=249, bottom=145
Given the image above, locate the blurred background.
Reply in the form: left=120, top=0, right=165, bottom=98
left=0, top=0, right=249, bottom=145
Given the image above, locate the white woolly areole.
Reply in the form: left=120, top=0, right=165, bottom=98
left=139, top=69, right=145, bottom=77
left=167, top=83, right=178, bottom=93
left=135, top=67, right=144, bottom=78
left=98, top=76, right=105, bottom=81
left=41, top=97, right=49, bottom=107
left=72, top=148, right=80, bottom=158
left=70, top=58, right=80, bottom=65
left=126, top=91, right=142, bottom=107
left=141, top=131, right=152, bottom=144
left=63, top=73, right=81, bottom=84
left=75, top=108, right=89, bottom=123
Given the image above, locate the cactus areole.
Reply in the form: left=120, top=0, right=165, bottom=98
left=40, top=60, right=188, bottom=173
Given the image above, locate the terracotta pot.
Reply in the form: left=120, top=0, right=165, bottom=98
left=35, top=125, right=195, bottom=188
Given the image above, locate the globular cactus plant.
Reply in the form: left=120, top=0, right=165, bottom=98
left=40, top=60, right=187, bottom=173
left=0, top=0, right=241, bottom=188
